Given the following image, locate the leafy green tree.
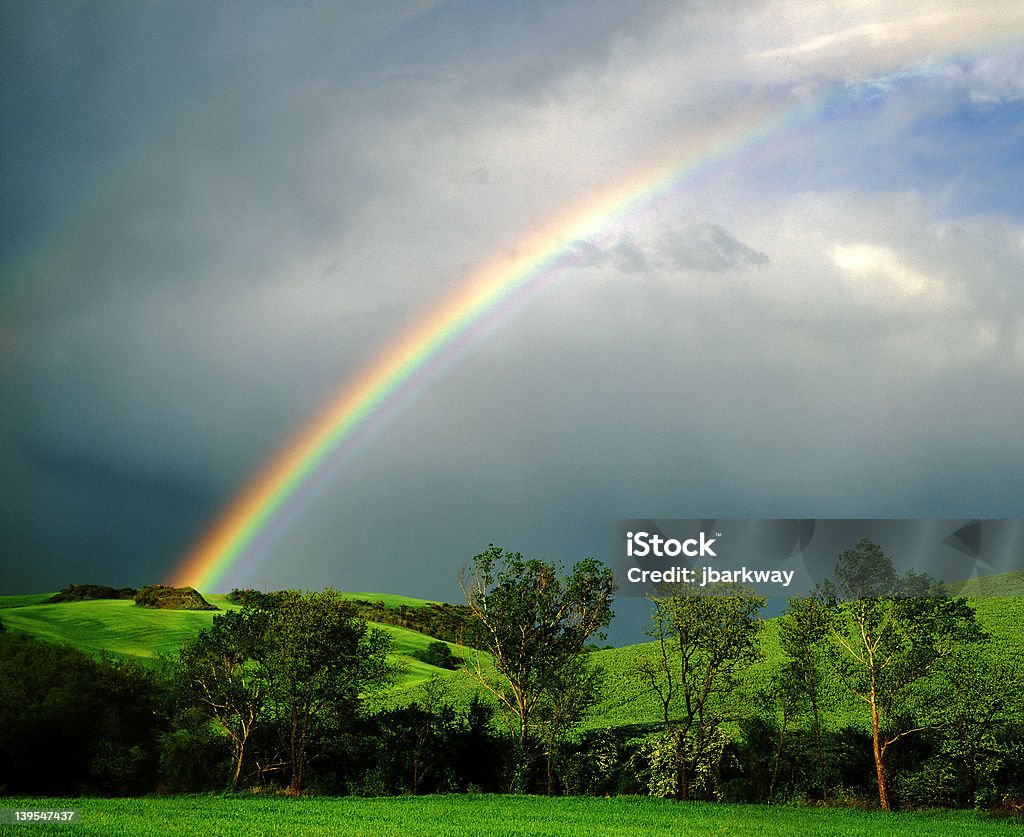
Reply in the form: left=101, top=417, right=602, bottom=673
left=535, top=653, right=606, bottom=795
left=925, top=648, right=1024, bottom=807
left=459, top=545, right=615, bottom=791
left=822, top=538, right=986, bottom=811
left=753, top=671, right=802, bottom=804
left=777, top=592, right=835, bottom=799
left=177, top=606, right=272, bottom=790
left=264, top=589, right=397, bottom=794
left=636, top=582, right=765, bottom=800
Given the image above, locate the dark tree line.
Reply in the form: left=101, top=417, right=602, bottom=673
left=0, top=631, right=169, bottom=795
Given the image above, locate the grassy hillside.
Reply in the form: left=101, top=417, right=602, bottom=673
left=585, top=571, right=1024, bottom=733
left=348, top=592, right=444, bottom=609
left=0, top=593, right=475, bottom=694
left=0, top=596, right=235, bottom=659
left=3, top=572, right=1022, bottom=732
left=0, top=592, right=55, bottom=608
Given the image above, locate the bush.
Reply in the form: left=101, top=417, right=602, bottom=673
left=158, top=711, right=232, bottom=793
left=47, top=584, right=136, bottom=603
left=134, top=585, right=218, bottom=610
left=412, top=641, right=459, bottom=670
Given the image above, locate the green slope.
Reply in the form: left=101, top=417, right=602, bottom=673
left=347, top=592, right=443, bottom=608
left=0, top=596, right=237, bottom=659
left=3, top=573, right=1022, bottom=732
left=0, top=593, right=475, bottom=693
left=586, top=570, right=1024, bottom=733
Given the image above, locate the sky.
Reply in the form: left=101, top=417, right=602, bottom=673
left=2, top=1, right=1023, bottom=643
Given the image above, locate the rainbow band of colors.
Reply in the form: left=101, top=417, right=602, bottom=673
left=171, top=25, right=1024, bottom=591
left=170, top=102, right=802, bottom=591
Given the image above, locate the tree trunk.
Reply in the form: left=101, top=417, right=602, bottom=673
left=810, top=690, right=826, bottom=801
left=769, top=714, right=788, bottom=804
left=231, top=732, right=247, bottom=792
left=287, top=704, right=302, bottom=795
left=869, top=681, right=890, bottom=811
left=965, top=743, right=977, bottom=809
left=676, top=735, right=691, bottom=802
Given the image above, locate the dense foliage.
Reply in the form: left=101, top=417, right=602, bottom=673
left=46, top=585, right=137, bottom=603
left=0, top=631, right=170, bottom=794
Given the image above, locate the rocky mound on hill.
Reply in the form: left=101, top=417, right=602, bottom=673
left=133, top=584, right=218, bottom=610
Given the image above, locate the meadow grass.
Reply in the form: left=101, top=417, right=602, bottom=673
left=2, top=795, right=1018, bottom=837
left=0, top=593, right=55, bottom=609
left=0, top=599, right=228, bottom=659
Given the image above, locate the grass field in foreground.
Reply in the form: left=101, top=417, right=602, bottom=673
left=3, top=795, right=1018, bottom=837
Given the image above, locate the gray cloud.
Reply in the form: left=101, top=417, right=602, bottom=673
left=659, top=223, right=770, bottom=273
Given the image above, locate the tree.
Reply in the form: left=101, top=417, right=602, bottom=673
left=777, top=592, right=834, bottom=799
left=822, top=538, right=986, bottom=811
left=0, top=631, right=169, bottom=794
left=924, top=647, right=1024, bottom=807
left=264, top=589, right=397, bottom=794
left=459, top=545, right=615, bottom=791
left=177, top=606, right=272, bottom=791
left=636, top=582, right=765, bottom=800
left=535, top=653, right=605, bottom=795
left=177, top=589, right=397, bottom=795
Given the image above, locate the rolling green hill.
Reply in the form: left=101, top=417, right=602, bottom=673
left=0, top=596, right=236, bottom=659
left=587, top=570, right=1024, bottom=733
left=0, top=592, right=477, bottom=696
left=3, top=572, right=1023, bottom=733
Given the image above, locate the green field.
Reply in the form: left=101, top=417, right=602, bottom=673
left=347, top=592, right=443, bottom=609
left=2, top=795, right=1018, bottom=837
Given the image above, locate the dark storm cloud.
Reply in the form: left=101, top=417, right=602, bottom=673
left=659, top=223, right=770, bottom=273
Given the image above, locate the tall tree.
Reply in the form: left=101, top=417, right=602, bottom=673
left=636, top=582, right=765, bottom=800
left=264, top=589, right=397, bottom=794
left=822, top=538, right=986, bottom=811
left=459, top=545, right=615, bottom=791
left=177, top=606, right=272, bottom=791
left=777, top=592, right=834, bottom=799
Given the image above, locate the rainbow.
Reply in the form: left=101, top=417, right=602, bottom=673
left=171, top=31, right=1023, bottom=591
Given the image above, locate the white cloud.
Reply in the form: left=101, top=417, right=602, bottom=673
left=828, top=241, right=963, bottom=308
left=744, top=1, right=1024, bottom=83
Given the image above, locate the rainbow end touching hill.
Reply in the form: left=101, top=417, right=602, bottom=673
left=170, top=26, right=1024, bottom=593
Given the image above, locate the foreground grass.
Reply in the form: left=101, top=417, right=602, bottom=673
left=2, top=795, right=1019, bottom=837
